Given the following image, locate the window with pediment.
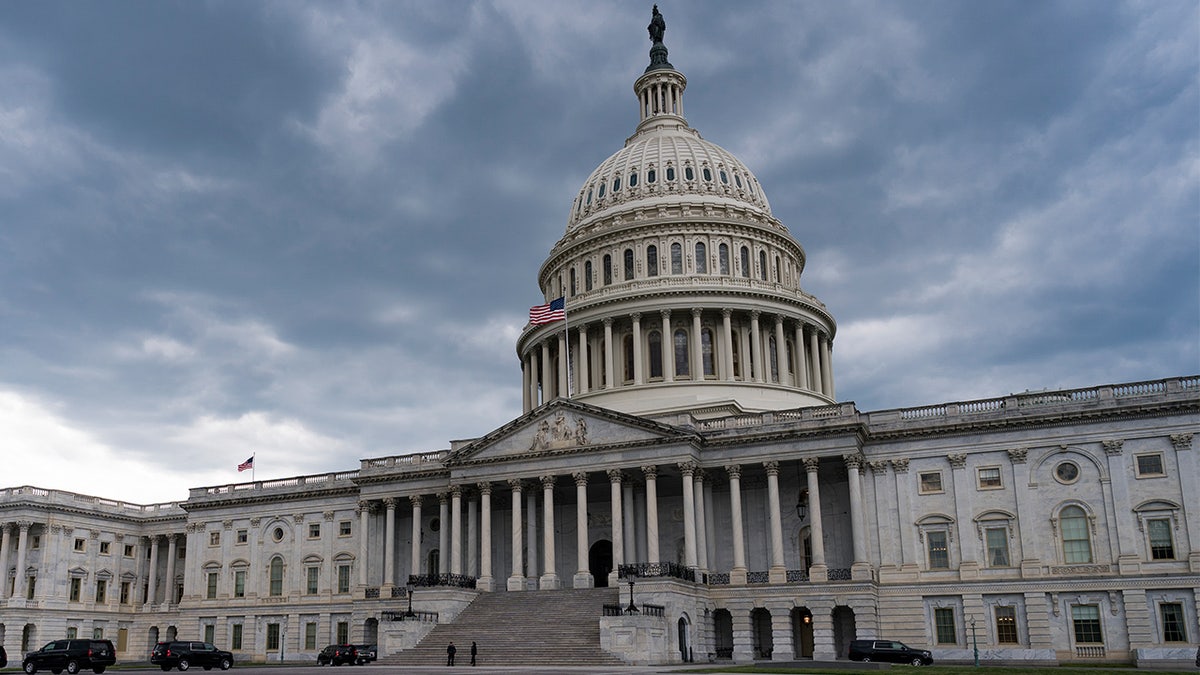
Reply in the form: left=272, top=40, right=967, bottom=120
left=1134, top=500, right=1181, bottom=561
left=916, top=514, right=955, bottom=570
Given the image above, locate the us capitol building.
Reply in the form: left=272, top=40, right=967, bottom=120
left=2, top=9, right=1197, bottom=668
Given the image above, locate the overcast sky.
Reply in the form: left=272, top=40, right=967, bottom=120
left=1, top=1, right=1196, bottom=504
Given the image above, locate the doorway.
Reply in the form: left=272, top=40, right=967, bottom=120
left=792, top=607, right=814, bottom=657
left=588, top=540, right=612, bottom=587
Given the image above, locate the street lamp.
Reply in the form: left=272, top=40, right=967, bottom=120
left=405, top=583, right=415, bottom=618
left=969, top=616, right=978, bottom=667
left=625, top=576, right=639, bottom=614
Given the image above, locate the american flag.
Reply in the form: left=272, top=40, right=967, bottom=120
left=237, top=456, right=254, bottom=472
left=529, top=297, right=565, bottom=325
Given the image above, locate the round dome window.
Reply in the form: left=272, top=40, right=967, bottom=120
left=272, top=527, right=284, bottom=542
left=1054, top=461, right=1080, bottom=484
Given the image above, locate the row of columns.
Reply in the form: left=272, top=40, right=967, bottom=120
left=522, top=309, right=834, bottom=412
left=369, top=456, right=871, bottom=591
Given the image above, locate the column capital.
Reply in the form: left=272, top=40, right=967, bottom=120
left=382, top=497, right=397, bottom=508
left=946, top=453, right=967, bottom=469
left=660, top=308, right=671, bottom=320
left=602, top=316, right=613, bottom=327
left=694, top=468, right=707, bottom=483
left=725, top=464, right=741, bottom=479
left=450, top=485, right=463, bottom=498
left=572, top=472, right=588, bottom=487
left=866, top=460, right=889, bottom=475
left=802, top=457, right=820, bottom=473
left=890, top=458, right=910, bottom=473
left=721, top=307, right=733, bottom=318
left=508, top=478, right=524, bottom=492
left=1006, top=447, right=1029, bottom=464
left=691, top=307, right=702, bottom=318
left=641, top=465, right=658, bottom=479
left=606, top=469, right=624, bottom=483
left=540, top=475, right=556, bottom=489
left=1102, top=439, right=1124, bottom=456
left=763, top=460, right=780, bottom=475
left=409, top=494, right=423, bottom=508
left=476, top=481, right=492, bottom=495
left=750, top=309, right=761, bottom=319
left=437, top=491, right=449, bottom=505
left=630, top=312, right=641, bottom=322
left=355, top=500, right=372, bottom=514
left=1171, top=433, right=1194, bottom=451
left=677, top=461, right=697, bottom=477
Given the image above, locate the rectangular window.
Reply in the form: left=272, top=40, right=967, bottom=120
left=204, top=625, right=215, bottom=643
left=306, top=567, right=319, bottom=595
left=305, top=623, right=318, bottom=650
left=26, top=576, right=36, bottom=599
left=308, top=523, right=321, bottom=539
left=995, top=605, right=1018, bottom=644
left=919, top=471, right=943, bottom=494
left=1135, top=453, right=1165, bottom=477
left=337, top=565, right=351, bottom=593
left=124, top=544, right=134, bottom=557
left=67, top=627, right=78, bottom=639
left=209, top=532, right=220, bottom=546
left=31, top=535, right=40, bottom=549
left=69, top=578, right=82, bottom=602
left=977, top=466, right=1002, bottom=489
left=99, top=541, right=111, bottom=555
left=1072, top=605, right=1103, bottom=643
left=339, top=521, right=352, bottom=537
left=927, top=531, right=950, bottom=569
left=336, top=622, right=349, bottom=645
left=74, top=538, right=86, bottom=552
left=119, top=581, right=130, bottom=604
left=234, top=570, right=246, bottom=598
left=206, top=572, right=218, bottom=599
left=236, top=530, right=248, bottom=544
left=985, top=527, right=1010, bottom=567
left=934, top=607, right=956, bottom=644
left=231, top=624, right=243, bottom=650
left=266, top=623, right=280, bottom=651
left=1160, top=602, right=1187, bottom=642
left=1148, top=518, right=1175, bottom=559
left=92, top=628, right=103, bottom=640
left=95, top=579, right=107, bottom=603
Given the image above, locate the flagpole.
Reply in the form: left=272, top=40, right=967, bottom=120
left=251, top=454, right=256, bottom=482
left=563, top=297, right=572, bottom=399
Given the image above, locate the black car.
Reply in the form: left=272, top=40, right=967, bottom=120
left=22, top=639, right=117, bottom=674
left=847, top=639, right=934, bottom=666
left=1, top=645, right=8, bottom=669
left=316, top=645, right=358, bottom=666
left=150, top=642, right=232, bottom=672
left=352, top=645, right=376, bottom=665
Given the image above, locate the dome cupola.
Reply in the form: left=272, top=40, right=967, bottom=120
left=518, top=7, right=837, bottom=420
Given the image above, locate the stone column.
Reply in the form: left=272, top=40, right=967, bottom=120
left=794, top=322, right=808, bottom=389
left=409, top=496, right=423, bottom=579
left=0, top=523, right=12, bottom=599
left=704, top=480, right=718, bottom=575
left=722, top=309, right=735, bottom=381
left=537, top=341, right=550, bottom=402
left=507, top=480, right=525, bottom=591
left=660, top=310, right=673, bottom=383
left=804, top=458, right=827, bottom=580
left=691, top=308, right=703, bottom=378
left=437, top=493, right=450, bottom=574
left=868, top=460, right=895, bottom=571
left=573, top=473, right=592, bottom=588
left=1103, top=440, right=1141, bottom=573
left=450, top=487, right=463, bottom=575
left=477, top=483, right=494, bottom=591
left=749, top=310, right=762, bottom=382
left=577, top=325, right=589, bottom=394
left=526, top=351, right=538, bottom=410
left=679, top=462, right=698, bottom=568
left=774, top=315, right=787, bottom=384
left=631, top=313, right=644, bottom=385
left=694, top=470, right=709, bottom=572
left=891, top=459, right=919, bottom=574
left=525, top=487, right=538, bottom=583
left=622, top=479, right=637, bottom=562
left=383, top=498, right=397, bottom=587
left=608, top=470, right=624, bottom=585
left=768, top=601, right=797, bottom=661
left=522, top=356, right=531, bottom=413
left=946, top=452, right=977, bottom=578
left=808, top=329, right=822, bottom=395
left=603, top=318, right=615, bottom=389
left=845, top=454, right=872, bottom=580
left=540, top=476, right=560, bottom=589
left=764, top=461, right=786, bottom=582
left=1169, top=434, right=1199, bottom=571
left=13, top=522, right=31, bottom=601
left=145, top=535, right=160, bottom=605
left=557, top=331, right=568, bottom=396
left=809, top=598, right=838, bottom=660
left=729, top=601, right=755, bottom=662
left=820, top=334, right=834, bottom=398
left=467, top=491, right=479, bottom=577
left=164, top=534, right=178, bottom=604
left=726, top=465, right=748, bottom=584
left=356, top=501, right=370, bottom=588
left=642, top=466, right=660, bottom=563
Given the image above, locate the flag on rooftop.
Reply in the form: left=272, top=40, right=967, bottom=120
left=237, top=456, right=254, bottom=472
left=529, top=297, right=565, bottom=325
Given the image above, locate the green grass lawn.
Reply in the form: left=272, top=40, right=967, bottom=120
left=686, top=666, right=1199, bottom=675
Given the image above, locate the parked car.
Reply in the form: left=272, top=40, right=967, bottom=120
left=352, top=645, right=376, bottom=665
left=848, top=639, right=934, bottom=666
left=22, top=639, right=116, bottom=674
left=316, top=645, right=358, bottom=666
left=150, top=641, right=233, bottom=671
left=1, top=645, right=8, bottom=669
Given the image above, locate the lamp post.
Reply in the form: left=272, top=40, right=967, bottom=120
left=625, top=577, right=638, bottom=614
left=405, top=583, right=415, bottom=618
left=969, top=616, right=978, bottom=667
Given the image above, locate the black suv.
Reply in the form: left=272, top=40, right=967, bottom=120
left=22, top=639, right=116, bottom=674
left=316, top=645, right=358, bottom=666
left=848, top=639, right=934, bottom=666
left=352, top=645, right=376, bottom=665
left=150, top=642, right=233, bottom=671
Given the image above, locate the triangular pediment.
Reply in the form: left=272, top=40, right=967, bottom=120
left=448, top=399, right=696, bottom=464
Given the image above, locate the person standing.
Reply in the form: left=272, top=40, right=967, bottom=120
left=470, top=641, right=477, bottom=666
left=446, top=641, right=456, bottom=666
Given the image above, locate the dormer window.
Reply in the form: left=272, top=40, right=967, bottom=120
left=685, top=166, right=695, bottom=181
left=702, top=167, right=712, bottom=182
left=647, top=169, right=656, bottom=184
left=629, top=171, right=638, bottom=187
left=666, top=166, right=675, bottom=181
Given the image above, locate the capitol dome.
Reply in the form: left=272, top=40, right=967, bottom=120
left=517, top=11, right=837, bottom=420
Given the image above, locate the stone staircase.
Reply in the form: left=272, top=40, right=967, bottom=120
left=379, top=587, right=626, bottom=667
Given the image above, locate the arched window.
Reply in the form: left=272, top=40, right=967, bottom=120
left=718, top=243, right=730, bottom=275
left=646, top=245, right=658, bottom=277
left=623, top=249, right=634, bottom=281
left=759, top=250, right=768, bottom=281
left=648, top=331, right=663, bottom=379
left=774, top=255, right=781, bottom=282
left=623, top=334, right=634, bottom=382
left=629, top=171, right=638, bottom=187
left=1060, top=506, right=1092, bottom=564
left=647, top=169, right=657, bottom=184
left=427, top=550, right=440, bottom=575
left=685, top=166, right=695, bottom=181
left=670, top=243, right=683, bottom=274
left=666, top=166, right=675, bottom=181
left=786, top=338, right=796, bottom=377
left=603, top=254, right=613, bottom=285
left=613, top=176, right=621, bottom=192
left=598, top=182, right=605, bottom=199
left=569, top=268, right=577, bottom=297
left=695, top=242, right=707, bottom=273
left=701, top=328, right=715, bottom=377
left=269, top=557, right=284, bottom=597
left=731, top=331, right=741, bottom=378
left=585, top=261, right=593, bottom=291
left=768, top=335, right=779, bottom=382
left=673, top=329, right=690, bottom=377
left=739, top=246, right=750, bottom=278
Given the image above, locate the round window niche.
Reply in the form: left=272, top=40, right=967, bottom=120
left=429, top=518, right=441, bottom=533
left=272, top=527, right=284, bottom=542
left=1054, top=461, right=1080, bottom=484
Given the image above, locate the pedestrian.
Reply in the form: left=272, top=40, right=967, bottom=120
left=470, top=641, right=477, bottom=666
left=446, top=641, right=456, bottom=666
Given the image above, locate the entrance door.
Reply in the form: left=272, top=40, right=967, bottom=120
left=677, top=617, right=690, bottom=662
left=588, top=540, right=612, bottom=587
left=793, top=608, right=814, bottom=657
